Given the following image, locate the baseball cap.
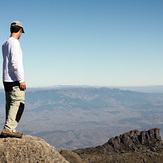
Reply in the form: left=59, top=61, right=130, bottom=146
left=11, top=21, right=25, bottom=33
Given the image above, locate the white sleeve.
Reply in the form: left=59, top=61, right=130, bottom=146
left=10, top=41, right=24, bottom=83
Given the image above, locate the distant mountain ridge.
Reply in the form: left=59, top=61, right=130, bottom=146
left=25, top=84, right=163, bottom=93
left=118, top=85, right=163, bottom=93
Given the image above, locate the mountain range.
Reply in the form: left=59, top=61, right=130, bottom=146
left=0, top=87, right=163, bottom=150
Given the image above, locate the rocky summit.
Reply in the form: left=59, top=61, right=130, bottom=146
left=0, top=135, right=68, bottom=163
left=61, top=128, right=163, bottom=163
left=0, top=128, right=162, bottom=163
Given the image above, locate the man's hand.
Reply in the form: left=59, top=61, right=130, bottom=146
left=20, top=81, right=26, bottom=90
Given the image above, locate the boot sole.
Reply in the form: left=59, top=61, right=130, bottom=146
left=1, top=132, right=22, bottom=138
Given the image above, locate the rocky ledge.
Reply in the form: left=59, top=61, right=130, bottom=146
left=0, top=135, right=68, bottom=163
left=0, top=128, right=162, bottom=163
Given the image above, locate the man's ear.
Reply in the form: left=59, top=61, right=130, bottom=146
left=19, top=28, right=22, bottom=33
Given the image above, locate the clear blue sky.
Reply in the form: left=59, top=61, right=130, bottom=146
left=0, top=0, right=163, bottom=88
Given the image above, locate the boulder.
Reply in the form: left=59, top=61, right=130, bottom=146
left=0, top=135, right=69, bottom=163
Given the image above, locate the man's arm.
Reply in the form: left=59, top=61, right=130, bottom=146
left=10, top=41, right=26, bottom=90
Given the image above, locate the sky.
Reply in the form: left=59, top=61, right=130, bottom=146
left=0, top=0, right=163, bottom=88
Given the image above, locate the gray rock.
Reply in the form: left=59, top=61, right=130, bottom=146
left=0, top=135, right=69, bottom=163
left=60, top=149, right=85, bottom=163
left=107, top=128, right=162, bottom=152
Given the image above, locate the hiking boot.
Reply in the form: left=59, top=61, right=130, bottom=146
left=1, top=129, right=23, bottom=138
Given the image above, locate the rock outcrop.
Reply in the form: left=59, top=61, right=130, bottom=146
left=0, top=135, right=69, bottom=163
left=107, top=127, right=162, bottom=153
left=0, top=128, right=162, bottom=163
left=60, top=149, right=84, bottom=163
left=71, top=128, right=163, bottom=163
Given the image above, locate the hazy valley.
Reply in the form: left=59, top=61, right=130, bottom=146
left=0, top=87, right=163, bottom=151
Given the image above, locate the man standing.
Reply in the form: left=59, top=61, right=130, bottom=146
left=1, top=21, right=26, bottom=138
